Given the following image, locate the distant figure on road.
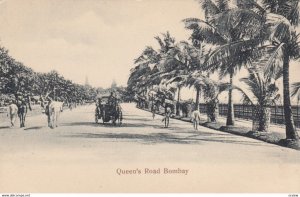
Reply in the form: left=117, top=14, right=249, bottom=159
left=46, top=98, right=63, bottom=129
left=17, top=100, right=27, bottom=128
left=151, top=104, right=156, bottom=119
left=95, top=98, right=102, bottom=118
left=108, top=91, right=116, bottom=106
left=191, top=108, right=201, bottom=130
left=8, top=100, right=18, bottom=127
left=162, top=106, right=171, bottom=128
left=68, top=101, right=73, bottom=110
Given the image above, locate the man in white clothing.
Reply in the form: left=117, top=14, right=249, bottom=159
left=191, top=107, right=201, bottom=130
left=8, top=100, right=18, bottom=127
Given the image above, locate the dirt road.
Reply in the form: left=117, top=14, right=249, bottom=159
left=0, top=103, right=299, bottom=193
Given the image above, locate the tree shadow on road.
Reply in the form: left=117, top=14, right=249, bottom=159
left=24, top=126, right=44, bottom=131
left=121, top=122, right=167, bottom=130
left=173, top=130, right=229, bottom=135
left=60, top=121, right=171, bottom=130
left=123, top=117, right=153, bottom=122
left=61, top=122, right=98, bottom=127
left=64, top=131, right=270, bottom=147
left=61, top=122, right=125, bottom=128
left=65, top=132, right=191, bottom=144
left=0, top=126, right=11, bottom=129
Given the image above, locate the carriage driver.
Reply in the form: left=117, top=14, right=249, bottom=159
left=108, top=91, right=117, bottom=107
left=96, top=98, right=102, bottom=114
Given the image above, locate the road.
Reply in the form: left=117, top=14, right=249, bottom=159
left=0, top=103, right=300, bottom=193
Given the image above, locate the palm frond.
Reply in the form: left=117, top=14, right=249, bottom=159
left=266, top=13, right=292, bottom=43
left=197, top=0, right=220, bottom=20
left=262, top=43, right=285, bottom=81
left=205, top=39, right=259, bottom=75
left=166, top=75, right=189, bottom=86
left=154, top=36, right=165, bottom=50
left=234, top=86, right=255, bottom=105
left=209, top=8, right=265, bottom=41
left=216, top=0, right=229, bottom=12
left=291, top=82, right=300, bottom=98
left=263, top=0, right=300, bottom=26
left=182, top=17, right=229, bottom=44
left=218, top=82, right=231, bottom=94
left=236, top=0, right=266, bottom=14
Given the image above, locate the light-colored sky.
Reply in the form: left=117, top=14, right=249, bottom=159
left=0, top=0, right=299, bottom=104
left=0, top=0, right=202, bottom=88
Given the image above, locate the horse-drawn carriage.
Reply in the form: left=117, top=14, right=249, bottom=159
left=95, top=94, right=123, bottom=125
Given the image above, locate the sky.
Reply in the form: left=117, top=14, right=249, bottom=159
left=0, top=0, right=202, bottom=88
left=0, top=0, right=299, bottom=104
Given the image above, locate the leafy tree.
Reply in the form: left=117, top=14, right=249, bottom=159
left=183, top=0, right=266, bottom=126
left=262, top=0, right=300, bottom=139
left=291, top=82, right=300, bottom=103
left=235, top=66, right=281, bottom=132
left=237, top=0, right=300, bottom=139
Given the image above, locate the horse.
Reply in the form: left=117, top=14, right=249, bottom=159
left=46, top=101, right=63, bottom=129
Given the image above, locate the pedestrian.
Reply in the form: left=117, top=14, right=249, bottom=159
left=45, top=98, right=51, bottom=127
left=151, top=104, right=156, bottom=119
left=162, top=106, right=171, bottom=128
left=191, top=107, right=201, bottom=130
left=8, top=100, right=18, bottom=127
left=17, top=100, right=27, bottom=128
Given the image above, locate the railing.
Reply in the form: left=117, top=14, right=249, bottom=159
left=199, top=103, right=300, bottom=128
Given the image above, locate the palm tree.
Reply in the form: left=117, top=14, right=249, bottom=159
left=183, top=71, right=209, bottom=112
left=165, top=70, right=189, bottom=115
left=166, top=71, right=205, bottom=113
left=162, top=41, right=204, bottom=115
left=154, top=31, right=176, bottom=55
left=202, top=79, right=230, bottom=123
left=220, top=0, right=300, bottom=139
left=261, top=0, right=300, bottom=140
left=183, top=0, right=266, bottom=126
left=291, top=82, right=300, bottom=102
left=132, top=32, right=177, bottom=103
left=235, top=66, right=281, bottom=132
left=184, top=71, right=229, bottom=122
left=127, top=63, right=152, bottom=106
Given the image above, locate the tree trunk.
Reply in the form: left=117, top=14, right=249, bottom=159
left=176, top=86, right=181, bottom=116
left=195, top=87, right=200, bottom=111
left=226, top=71, right=235, bottom=126
left=207, top=99, right=219, bottom=122
left=283, top=53, right=299, bottom=140
left=252, top=105, right=271, bottom=132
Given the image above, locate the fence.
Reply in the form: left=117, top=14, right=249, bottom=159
left=199, top=103, right=300, bottom=128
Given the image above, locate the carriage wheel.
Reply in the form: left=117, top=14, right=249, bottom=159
left=112, top=116, right=116, bottom=126
left=95, top=114, right=98, bottom=123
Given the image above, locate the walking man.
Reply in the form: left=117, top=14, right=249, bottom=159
left=151, top=104, right=156, bottom=119
left=17, top=100, right=27, bottom=128
left=162, top=106, right=172, bottom=128
left=191, top=107, right=201, bottom=130
left=8, top=100, right=18, bottom=127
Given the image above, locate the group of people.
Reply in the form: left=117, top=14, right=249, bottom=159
left=6, top=97, right=64, bottom=129
left=151, top=104, right=201, bottom=130
left=7, top=99, right=28, bottom=128
left=96, top=92, right=117, bottom=112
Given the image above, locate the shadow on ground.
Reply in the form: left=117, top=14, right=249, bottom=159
left=24, top=126, right=44, bottom=131
left=60, top=120, right=170, bottom=130
left=64, top=131, right=269, bottom=147
left=0, top=126, right=11, bottom=130
left=61, top=122, right=99, bottom=127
